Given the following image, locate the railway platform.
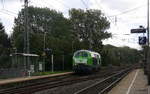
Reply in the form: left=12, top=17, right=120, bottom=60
left=108, top=69, right=150, bottom=94
left=0, top=72, right=72, bottom=85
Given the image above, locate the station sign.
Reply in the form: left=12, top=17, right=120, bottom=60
left=139, top=36, right=147, bottom=45
left=131, top=29, right=146, bottom=33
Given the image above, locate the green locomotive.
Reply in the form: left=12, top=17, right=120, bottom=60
left=73, top=50, right=101, bottom=73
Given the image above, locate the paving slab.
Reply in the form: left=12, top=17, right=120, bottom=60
left=108, top=69, right=148, bottom=94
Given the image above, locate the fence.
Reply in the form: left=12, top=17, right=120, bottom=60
left=45, top=54, right=73, bottom=71
left=0, top=68, right=26, bottom=79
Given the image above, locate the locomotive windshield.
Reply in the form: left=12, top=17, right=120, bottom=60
left=82, top=52, right=88, bottom=57
left=74, top=51, right=88, bottom=58
left=74, top=52, right=81, bottom=57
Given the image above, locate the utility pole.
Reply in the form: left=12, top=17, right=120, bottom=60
left=43, top=24, right=47, bottom=71
left=24, top=0, right=30, bottom=76
left=147, top=0, right=150, bottom=85
left=87, top=10, right=92, bottom=50
left=43, top=24, right=47, bottom=51
left=148, top=0, right=149, bottom=46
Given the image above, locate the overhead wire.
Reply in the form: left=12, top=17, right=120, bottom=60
left=80, top=0, right=88, bottom=9
left=93, top=0, right=116, bottom=25
left=0, top=10, right=17, bottom=17
left=111, top=34, right=138, bottom=44
left=92, top=0, right=146, bottom=44
left=54, top=0, right=71, bottom=9
left=93, top=0, right=147, bottom=26
left=110, top=4, right=146, bottom=25
left=94, top=0, right=102, bottom=9
left=2, top=9, right=18, bottom=15
left=0, top=0, right=18, bottom=16
left=30, top=0, right=70, bottom=16
left=30, top=0, right=55, bottom=9
left=0, top=7, right=17, bottom=16
left=41, top=0, right=56, bottom=8
left=108, top=4, right=146, bottom=17
left=108, top=4, right=147, bottom=26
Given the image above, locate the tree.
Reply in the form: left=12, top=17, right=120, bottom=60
left=0, top=22, right=11, bottom=68
left=12, top=6, right=72, bottom=55
left=12, top=7, right=118, bottom=71
left=101, top=45, right=141, bottom=66
left=12, top=6, right=73, bottom=71
left=69, top=9, right=111, bottom=52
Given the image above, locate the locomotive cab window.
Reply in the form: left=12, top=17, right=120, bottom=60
left=74, top=52, right=81, bottom=57
left=82, top=52, right=88, bottom=57
left=74, top=51, right=88, bottom=58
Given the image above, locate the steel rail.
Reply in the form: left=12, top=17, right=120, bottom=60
left=0, top=67, right=133, bottom=94
left=74, top=68, right=132, bottom=94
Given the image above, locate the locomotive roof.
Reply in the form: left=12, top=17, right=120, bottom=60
left=74, top=50, right=101, bottom=57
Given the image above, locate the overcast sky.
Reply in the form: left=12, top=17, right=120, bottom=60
left=0, top=0, right=148, bottom=49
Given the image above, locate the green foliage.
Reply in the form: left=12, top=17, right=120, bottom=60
left=101, top=45, right=142, bottom=66
left=13, top=6, right=72, bottom=54
left=11, top=6, right=115, bottom=71
left=12, top=6, right=73, bottom=71
left=69, top=9, right=111, bottom=52
left=0, top=22, right=11, bottom=68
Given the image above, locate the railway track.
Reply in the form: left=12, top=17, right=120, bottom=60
left=74, top=68, right=131, bottom=94
left=0, top=73, right=74, bottom=94
left=0, top=66, right=133, bottom=94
